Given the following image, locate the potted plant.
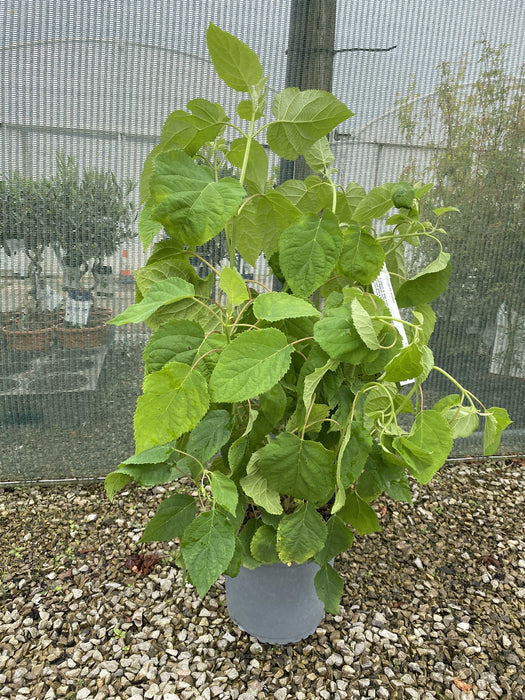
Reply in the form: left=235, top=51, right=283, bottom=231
left=0, top=171, right=61, bottom=351
left=46, top=153, right=136, bottom=347
left=104, top=25, right=511, bottom=643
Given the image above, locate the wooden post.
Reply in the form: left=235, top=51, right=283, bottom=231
left=280, top=0, right=337, bottom=182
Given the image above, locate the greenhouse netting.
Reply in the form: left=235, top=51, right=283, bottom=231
left=1, top=0, right=523, bottom=482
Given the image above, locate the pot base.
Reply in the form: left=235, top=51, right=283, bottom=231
left=225, top=561, right=326, bottom=644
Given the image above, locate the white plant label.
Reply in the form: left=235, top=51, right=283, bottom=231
left=372, top=264, right=414, bottom=386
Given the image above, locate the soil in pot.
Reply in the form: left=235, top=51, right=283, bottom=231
left=225, top=561, right=327, bottom=644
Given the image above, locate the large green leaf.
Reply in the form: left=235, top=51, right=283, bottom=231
left=337, top=226, right=385, bottom=284
left=314, top=516, right=354, bottom=566
left=396, top=252, right=451, bottom=307
left=253, top=292, right=320, bottom=322
left=109, top=277, right=195, bottom=326
left=483, top=407, right=512, bottom=455
left=314, top=563, right=344, bottom=614
left=209, top=328, right=293, bottom=403
left=256, top=433, right=336, bottom=504
left=206, top=23, right=263, bottom=92
left=250, top=524, right=280, bottom=564
left=382, top=343, right=424, bottom=383
left=393, top=410, right=453, bottom=483
left=279, top=211, right=343, bottom=297
left=277, top=177, right=332, bottom=214
left=313, top=301, right=377, bottom=365
left=276, top=502, right=327, bottom=564
left=181, top=510, right=236, bottom=597
left=240, top=454, right=283, bottom=515
left=150, top=150, right=245, bottom=246
left=135, top=256, right=208, bottom=300
left=140, top=494, right=197, bottom=542
left=143, top=320, right=204, bottom=373
left=232, top=191, right=301, bottom=265
left=134, top=361, right=209, bottom=452
left=267, top=88, right=353, bottom=160
left=338, top=491, right=381, bottom=534
left=227, top=138, right=268, bottom=195
left=351, top=184, right=394, bottom=223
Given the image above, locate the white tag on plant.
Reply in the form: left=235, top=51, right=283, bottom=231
left=372, top=264, right=414, bottom=386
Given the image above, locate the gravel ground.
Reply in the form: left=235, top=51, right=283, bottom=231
left=0, top=459, right=524, bottom=700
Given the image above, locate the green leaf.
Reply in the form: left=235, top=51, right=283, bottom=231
left=143, top=320, right=204, bottom=373
left=138, top=199, right=163, bottom=249
left=249, top=383, right=287, bottom=447
left=276, top=178, right=332, bottom=214
left=433, top=206, right=460, bottom=216
left=276, top=502, right=327, bottom=564
left=337, top=226, right=385, bottom=284
left=253, top=292, right=320, bottom=322
left=382, top=343, right=423, bottom=383
left=303, top=358, right=339, bottom=410
left=210, top=472, right=239, bottom=515
left=303, top=137, right=335, bottom=173
left=238, top=518, right=263, bottom=569
left=194, top=333, right=227, bottom=380
left=206, top=23, right=263, bottom=92
left=240, top=454, right=283, bottom=515
left=116, top=462, right=173, bottom=487
left=104, top=471, right=133, bottom=502
left=267, top=88, right=353, bottom=160
left=140, top=143, right=163, bottom=203
left=184, top=409, right=233, bottom=473
left=180, top=98, right=229, bottom=154
left=227, top=138, right=268, bottom=194
left=350, top=299, right=381, bottom=350
left=338, top=422, right=373, bottom=489
left=412, top=304, right=436, bottom=344
left=483, top=407, right=512, bottom=455
left=228, top=404, right=260, bottom=479
left=443, top=405, right=479, bottom=439
left=314, top=516, right=354, bottom=566
left=140, top=494, right=196, bottom=542
left=135, top=255, right=207, bottom=300
left=123, top=444, right=174, bottom=465
left=393, top=410, right=453, bottom=483
left=181, top=510, right=236, bottom=597
left=313, top=298, right=376, bottom=365
left=250, top=525, right=280, bottom=564
left=314, top=563, right=344, bottom=614
left=219, top=267, right=249, bottom=307
left=256, top=433, right=336, bottom=504
left=351, top=184, right=394, bottom=223
left=232, top=191, right=301, bottom=266
left=150, top=150, right=245, bottom=246
left=279, top=211, right=343, bottom=297
left=134, top=362, right=209, bottom=453
left=209, top=328, right=293, bottom=403
left=338, top=491, right=381, bottom=534
left=396, top=252, right=451, bottom=307
left=336, top=183, right=366, bottom=223
left=109, top=277, right=195, bottom=326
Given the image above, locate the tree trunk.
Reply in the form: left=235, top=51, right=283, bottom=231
left=280, top=0, right=337, bottom=183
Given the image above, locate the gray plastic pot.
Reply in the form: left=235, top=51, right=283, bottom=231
left=225, top=561, right=326, bottom=644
